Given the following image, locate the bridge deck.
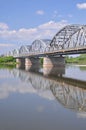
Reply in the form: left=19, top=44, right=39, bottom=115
left=14, top=46, right=86, bottom=58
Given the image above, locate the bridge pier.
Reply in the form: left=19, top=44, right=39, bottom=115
left=16, top=56, right=65, bottom=70
left=43, top=56, right=65, bottom=67
left=25, top=57, right=40, bottom=66
left=16, top=58, right=25, bottom=65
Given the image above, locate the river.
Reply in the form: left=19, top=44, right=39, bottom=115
left=0, top=64, right=86, bottom=130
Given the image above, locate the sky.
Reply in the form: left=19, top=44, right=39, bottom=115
left=0, top=0, right=86, bottom=54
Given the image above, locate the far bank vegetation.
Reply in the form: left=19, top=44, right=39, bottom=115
left=65, top=54, right=86, bottom=64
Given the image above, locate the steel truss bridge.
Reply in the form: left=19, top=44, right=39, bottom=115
left=8, top=24, right=86, bottom=57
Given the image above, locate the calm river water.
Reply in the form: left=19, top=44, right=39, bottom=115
left=0, top=64, right=86, bottom=130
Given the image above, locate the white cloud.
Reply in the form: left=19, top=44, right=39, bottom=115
left=77, top=3, right=86, bottom=9
left=0, top=22, right=9, bottom=30
left=0, top=20, right=69, bottom=46
left=36, top=10, right=44, bottom=15
left=0, top=43, right=16, bottom=55
left=0, top=43, right=15, bottom=47
left=38, top=20, right=68, bottom=30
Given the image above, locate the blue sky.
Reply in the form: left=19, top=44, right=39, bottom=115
left=0, top=0, right=86, bottom=54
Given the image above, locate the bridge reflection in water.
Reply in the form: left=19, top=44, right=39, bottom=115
left=13, top=64, right=86, bottom=112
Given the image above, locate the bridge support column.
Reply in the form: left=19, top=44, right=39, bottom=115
left=43, top=56, right=65, bottom=67
left=25, top=57, right=40, bottom=66
left=16, top=58, right=25, bottom=65
left=16, top=58, right=21, bottom=64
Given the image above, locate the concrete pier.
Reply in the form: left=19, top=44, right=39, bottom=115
left=16, top=56, right=65, bottom=69
left=16, top=58, right=25, bottom=65
left=25, top=57, right=40, bottom=66
left=43, top=56, right=65, bottom=67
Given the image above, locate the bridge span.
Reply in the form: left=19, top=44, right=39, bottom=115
left=8, top=24, right=86, bottom=67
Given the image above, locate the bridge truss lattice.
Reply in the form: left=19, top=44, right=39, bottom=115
left=8, top=24, right=86, bottom=57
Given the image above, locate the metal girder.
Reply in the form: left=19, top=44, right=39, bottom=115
left=12, top=49, right=19, bottom=56
left=30, top=39, right=51, bottom=53
left=19, top=45, right=31, bottom=54
left=49, top=25, right=86, bottom=51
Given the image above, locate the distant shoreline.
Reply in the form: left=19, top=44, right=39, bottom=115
left=71, top=64, right=86, bottom=67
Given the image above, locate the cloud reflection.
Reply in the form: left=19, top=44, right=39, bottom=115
left=77, top=112, right=86, bottom=119
left=0, top=68, right=86, bottom=114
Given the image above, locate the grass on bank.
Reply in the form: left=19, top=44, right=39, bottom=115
left=0, top=56, right=16, bottom=65
left=65, top=54, right=86, bottom=64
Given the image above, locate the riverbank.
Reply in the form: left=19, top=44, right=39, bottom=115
left=65, top=54, right=86, bottom=65
left=72, top=64, right=86, bottom=67
left=0, top=56, right=16, bottom=65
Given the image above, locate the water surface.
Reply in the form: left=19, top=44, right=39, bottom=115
left=0, top=65, right=86, bottom=130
